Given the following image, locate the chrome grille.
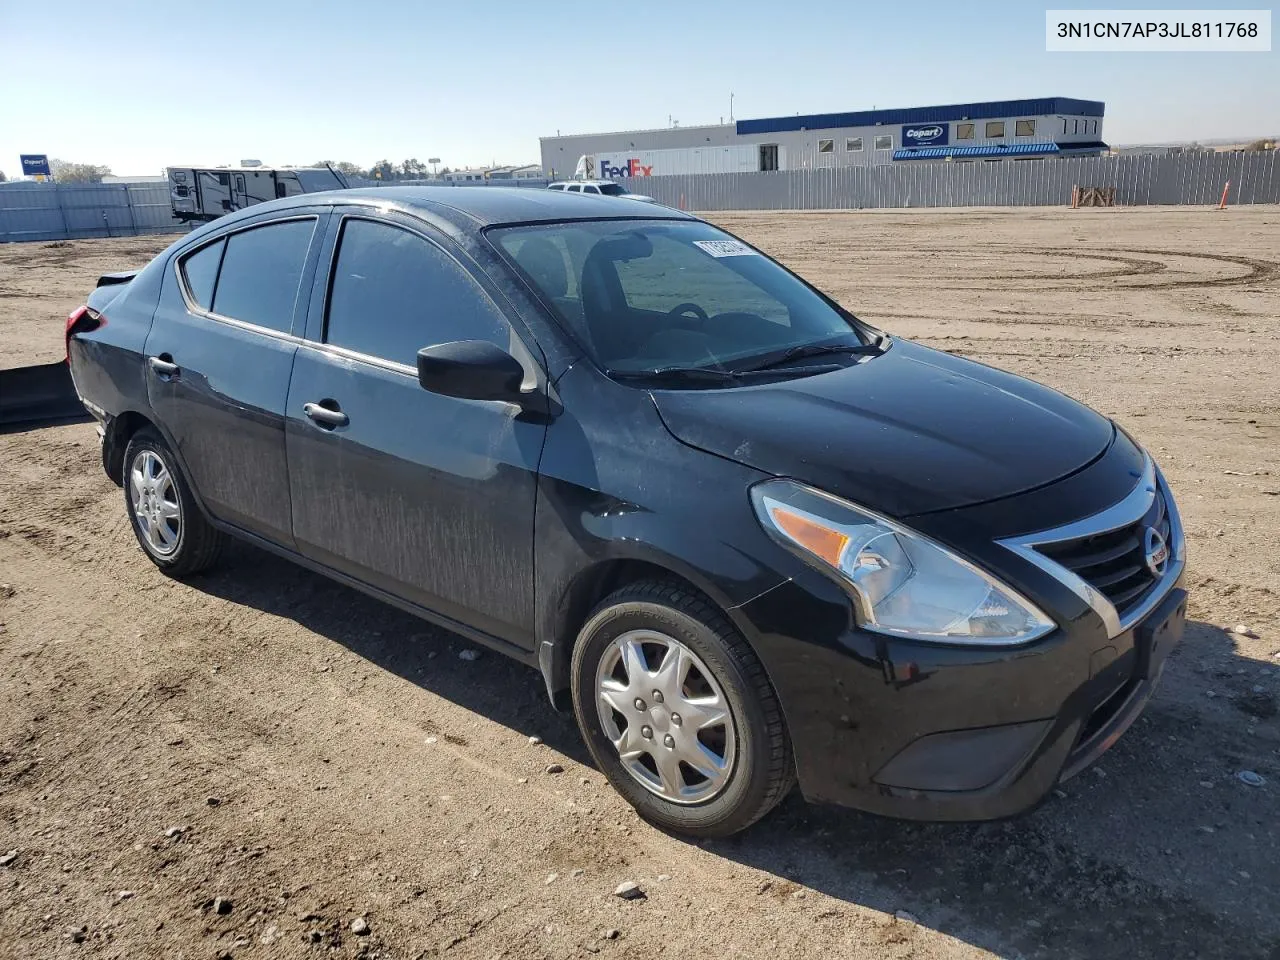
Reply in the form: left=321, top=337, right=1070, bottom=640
left=1033, top=487, right=1171, bottom=620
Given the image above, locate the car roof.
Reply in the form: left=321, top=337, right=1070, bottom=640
left=214, top=186, right=691, bottom=232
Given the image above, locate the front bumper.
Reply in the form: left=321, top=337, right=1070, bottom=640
left=737, top=573, right=1185, bottom=821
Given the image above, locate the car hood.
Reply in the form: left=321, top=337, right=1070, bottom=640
left=650, top=340, right=1115, bottom=517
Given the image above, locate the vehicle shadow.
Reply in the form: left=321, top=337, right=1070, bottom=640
left=196, top=539, right=593, bottom=766
left=192, top=544, right=1278, bottom=960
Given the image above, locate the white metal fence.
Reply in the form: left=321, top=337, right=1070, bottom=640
left=2, top=153, right=1275, bottom=243
left=624, top=152, right=1280, bottom=211
left=0, top=178, right=554, bottom=243
left=0, top=181, right=187, bottom=243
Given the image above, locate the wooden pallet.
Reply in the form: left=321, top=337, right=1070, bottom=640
left=1071, top=186, right=1116, bottom=207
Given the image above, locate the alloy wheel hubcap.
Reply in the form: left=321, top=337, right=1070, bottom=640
left=595, top=630, right=736, bottom=804
left=129, top=450, right=181, bottom=557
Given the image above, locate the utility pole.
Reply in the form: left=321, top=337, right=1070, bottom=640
left=730, top=92, right=734, bottom=122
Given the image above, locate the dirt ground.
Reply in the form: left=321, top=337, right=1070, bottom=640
left=1, top=206, right=1278, bottom=960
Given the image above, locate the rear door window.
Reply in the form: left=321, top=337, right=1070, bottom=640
left=180, top=238, right=225, bottom=311
left=324, top=218, right=510, bottom=366
left=211, top=218, right=317, bottom=333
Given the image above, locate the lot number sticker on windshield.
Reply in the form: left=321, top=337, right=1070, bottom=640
left=693, top=239, right=759, bottom=258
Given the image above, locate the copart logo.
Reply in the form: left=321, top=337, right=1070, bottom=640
left=905, top=125, right=944, bottom=141
left=599, top=159, right=654, bottom=178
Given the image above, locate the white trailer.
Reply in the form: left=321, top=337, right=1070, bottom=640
left=167, top=165, right=347, bottom=223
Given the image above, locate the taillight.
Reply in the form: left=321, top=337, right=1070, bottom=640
left=65, top=305, right=103, bottom=363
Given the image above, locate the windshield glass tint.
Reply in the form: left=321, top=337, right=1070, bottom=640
left=597, top=183, right=627, bottom=196
left=490, top=220, right=863, bottom=373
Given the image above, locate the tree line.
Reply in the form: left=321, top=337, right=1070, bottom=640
left=315, top=160, right=454, bottom=180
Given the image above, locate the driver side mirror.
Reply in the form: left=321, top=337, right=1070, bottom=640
left=417, top=340, right=528, bottom=406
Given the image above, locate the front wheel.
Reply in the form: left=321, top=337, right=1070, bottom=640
left=571, top=580, right=795, bottom=837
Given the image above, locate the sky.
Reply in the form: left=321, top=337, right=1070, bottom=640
left=0, top=0, right=1276, bottom=179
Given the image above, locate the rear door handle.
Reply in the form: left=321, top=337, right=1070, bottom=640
left=148, top=356, right=180, bottom=377
left=303, top=402, right=348, bottom=428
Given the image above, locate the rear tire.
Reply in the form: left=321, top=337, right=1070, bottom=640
left=123, top=427, right=223, bottom=577
left=571, top=579, right=795, bottom=838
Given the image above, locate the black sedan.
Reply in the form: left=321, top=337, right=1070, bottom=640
left=66, top=187, right=1186, bottom=837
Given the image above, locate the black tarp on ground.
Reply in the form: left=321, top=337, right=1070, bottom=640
left=0, top=362, right=91, bottom=429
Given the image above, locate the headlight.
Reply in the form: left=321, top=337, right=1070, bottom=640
left=751, top=480, right=1055, bottom=645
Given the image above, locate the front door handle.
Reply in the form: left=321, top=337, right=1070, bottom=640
left=148, top=355, right=180, bottom=377
left=303, top=401, right=348, bottom=428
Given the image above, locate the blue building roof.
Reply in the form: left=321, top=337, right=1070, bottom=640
left=893, top=142, right=1063, bottom=161
left=736, top=98, right=1105, bottom=136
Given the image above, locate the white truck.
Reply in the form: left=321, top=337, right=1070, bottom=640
left=166, top=165, right=348, bottom=223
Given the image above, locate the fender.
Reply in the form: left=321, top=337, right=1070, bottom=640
left=531, top=476, right=787, bottom=708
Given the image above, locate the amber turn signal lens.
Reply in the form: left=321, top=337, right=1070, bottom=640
left=767, top=505, right=849, bottom=567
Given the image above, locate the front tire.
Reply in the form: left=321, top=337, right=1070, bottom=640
left=571, top=579, right=795, bottom=838
left=123, top=427, right=223, bottom=577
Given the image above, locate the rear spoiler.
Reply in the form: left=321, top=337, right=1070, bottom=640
left=96, top=271, right=137, bottom=288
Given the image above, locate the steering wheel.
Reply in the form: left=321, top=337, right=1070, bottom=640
left=667, top=302, right=709, bottom=326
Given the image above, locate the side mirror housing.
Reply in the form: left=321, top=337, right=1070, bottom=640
left=417, top=340, right=528, bottom=406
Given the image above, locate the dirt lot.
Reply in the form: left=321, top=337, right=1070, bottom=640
left=1, top=206, right=1278, bottom=959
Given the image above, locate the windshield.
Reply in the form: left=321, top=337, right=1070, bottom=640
left=597, top=182, right=628, bottom=196
left=490, top=219, right=869, bottom=377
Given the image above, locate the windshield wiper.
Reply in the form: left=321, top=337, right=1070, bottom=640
left=608, top=365, right=745, bottom=384
left=609, top=362, right=845, bottom=386
left=737, top=339, right=885, bottom=373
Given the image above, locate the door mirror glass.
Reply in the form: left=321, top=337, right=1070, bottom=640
left=417, top=340, right=525, bottom=404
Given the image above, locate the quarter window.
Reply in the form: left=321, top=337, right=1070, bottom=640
left=985, top=121, right=1005, bottom=138
left=818, top=139, right=834, bottom=153
left=325, top=219, right=509, bottom=367
left=1015, top=119, right=1035, bottom=137
left=210, top=219, right=316, bottom=333
left=845, top=137, right=863, bottom=151
left=874, top=134, right=892, bottom=150
left=956, top=123, right=975, bottom=140
left=180, top=239, right=224, bottom=311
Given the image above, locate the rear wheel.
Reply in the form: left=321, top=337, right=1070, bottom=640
left=123, top=428, right=223, bottom=577
left=571, top=579, right=795, bottom=837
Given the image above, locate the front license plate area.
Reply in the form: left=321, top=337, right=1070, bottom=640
left=1135, top=588, right=1187, bottom=683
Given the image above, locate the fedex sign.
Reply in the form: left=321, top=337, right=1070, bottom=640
left=599, top=158, right=654, bottom=178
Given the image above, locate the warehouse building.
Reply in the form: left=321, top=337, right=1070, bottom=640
left=541, top=97, right=1107, bottom=178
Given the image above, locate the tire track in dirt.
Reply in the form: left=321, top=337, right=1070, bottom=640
left=791, top=245, right=1279, bottom=292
